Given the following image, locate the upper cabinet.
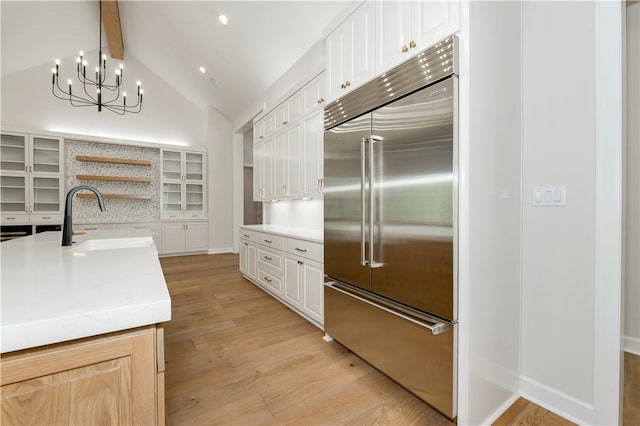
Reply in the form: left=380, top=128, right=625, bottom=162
left=253, top=72, right=325, bottom=202
left=325, top=1, right=375, bottom=103
left=376, top=0, right=459, bottom=72
left=326, top=0, right=459, bottom=104
left=0, top=132, right=64, bottom=224
left=160, top=149, right=206, bottom=220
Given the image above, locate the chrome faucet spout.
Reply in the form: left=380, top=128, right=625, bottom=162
left=61, top=185, right=106, bottom=246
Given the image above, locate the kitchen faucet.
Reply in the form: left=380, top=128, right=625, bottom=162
left=61, top=185, right=106, bottom=246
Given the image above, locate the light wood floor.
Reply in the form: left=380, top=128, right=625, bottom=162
left=160, top=254, right=638, bottom=426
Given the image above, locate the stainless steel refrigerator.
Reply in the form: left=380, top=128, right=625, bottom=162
left=323, top=36, right=458, bottom=419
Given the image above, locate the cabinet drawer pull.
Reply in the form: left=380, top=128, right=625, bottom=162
left=243, top=234, right=251, bottom=238
left=345, top=80, right=351, bottom=87
left=295, top=248, right=307, bottom=253
left=259, top=135, right=264, bottom=139
left=409, top=40, right=417, bottom=48
left=263, top=256, right=273, bottom=261
left=263, top=239, right=273, bottom=243
left=244, top=242, right=248, bottom=246
left=282, top=121, right=288, bottom=125
left=263, top=276, right=273, bottom=283
left=85, top=227, right=97, bottom=230
left=317, top=97, right=325, bottom=104
left=401, top=45, right=409, bottom=53
left=42, top=216, right=51, bottom=219
left=297, top=260, right=304, bottom=265
left=5, top=217, right=16, bottom=220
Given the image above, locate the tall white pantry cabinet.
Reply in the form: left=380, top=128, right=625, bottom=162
left=160, top=149, right=208, bottom=254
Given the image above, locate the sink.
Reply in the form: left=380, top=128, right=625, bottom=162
left=71, top=237, right=154, bottom=251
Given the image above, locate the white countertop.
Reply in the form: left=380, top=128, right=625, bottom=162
left=0, top=230, right=171, bottom=353
left=240, top=224, right=323, bottom=243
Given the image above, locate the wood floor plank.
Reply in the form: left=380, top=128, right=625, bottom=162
left=161, top=254, right=636, bottom=426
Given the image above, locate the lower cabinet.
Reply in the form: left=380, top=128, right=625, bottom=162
left=161, top=222, right=208, bottom=255
left=284, top=254, right=324, bottom=325
left=239, top=227, right=324, bottom=327
left=0, top=325, right=165, bottom=426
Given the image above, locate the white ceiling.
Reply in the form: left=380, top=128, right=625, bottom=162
left=1, top=1, right=351, bottom=121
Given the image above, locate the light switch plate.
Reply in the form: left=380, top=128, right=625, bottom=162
left=533, top=186, right=566, bottom=207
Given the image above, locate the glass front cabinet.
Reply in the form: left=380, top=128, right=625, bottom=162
left=0, top=132, right=64, bottom=224
left=160, top=149, right=206, bottom=220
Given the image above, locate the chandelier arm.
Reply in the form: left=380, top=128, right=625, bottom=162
left=54, top=78, right=96, bottom=104
left=76, top=68, right=98, bottom=86
left=102, top=83, right=123, bottom=104
left=103, top=105, right=127, bottom=115
left=81, top=75, right=98, bottom=103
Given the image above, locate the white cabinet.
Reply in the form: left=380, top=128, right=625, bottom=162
left=302, top=73, right=325, bottom=112
left=239, top=231, right=257, bottom=279
left=239, top=227, right=324, bottom=327
left=302, top=110, right=324, bottom=196
left=284, top=254, right=324, bottom=325
left=161, top=222, right=208, bottom=255
left=274, top=122, right=303, bottom=199
left=253, top=72, right=326, bottom=202
left=375, top=0, right=460, bottom=76
left=255, top=137, right=275, bottom=201
left=325, top=1, right=375, bottom=102
left=161, top=149, right=206, bottom=220
left=0, top=132, right=64, bottom=225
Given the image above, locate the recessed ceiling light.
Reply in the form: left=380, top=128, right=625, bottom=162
left=219, top=14, right=228, bottom=25
left=199, top=66, right=206, bottom=74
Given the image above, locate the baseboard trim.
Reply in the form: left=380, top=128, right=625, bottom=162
left=207, top=247, right=233, bottom=255
left=624, top=335, right=640, bottom=355
left=519, top=375, right=593, bottom=425
left=481, top=392, right=521, bottom=425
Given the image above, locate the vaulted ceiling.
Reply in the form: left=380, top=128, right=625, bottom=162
left=1, top=1, right=350, bottom=121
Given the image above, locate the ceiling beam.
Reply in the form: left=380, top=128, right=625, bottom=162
left=101, top=0, right=124, bottom=60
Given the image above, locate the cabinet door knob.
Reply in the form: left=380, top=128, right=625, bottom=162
left=345, top=80, right=351, bottom=87
left=282, top=121, right=288, bottom=125
left=317, top=97, right=325, bottom=104
left=409, top=40, right=417, bottom=48
left=259, top=135, right=264, bottom=139
left=340, top=83, right=345, bottom=89
left=402, top=45, right=409, bottom=53
left=297, top=260, right=304, bottom=265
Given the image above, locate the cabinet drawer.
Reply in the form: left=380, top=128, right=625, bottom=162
left=284, top=238, right=323, bottom=262
left=73, top=223, right=117, bottom=232
left=257, top=246, right=282, bottom=270
left=257, top=265, right=282, bottom=295
left=255, top=232, right=284, bottom=250
left=30, top=213, right=63, bottom=224
left=1, top=214, right=28, bottom=224
left=239, top=229, right=256, bottom=242
left=184, top=212, right=206, bottom=220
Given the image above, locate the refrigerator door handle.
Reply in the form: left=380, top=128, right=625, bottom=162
left=325, top=282, right=448, bottom=335
left=360, top=137, right=368, bottom=266
left=369, top=135, right=384, bottom=268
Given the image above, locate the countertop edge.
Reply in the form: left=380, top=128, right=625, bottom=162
left=239, top=225, right=323, bottom=243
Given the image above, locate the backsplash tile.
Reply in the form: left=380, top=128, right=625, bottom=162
left=66, top=140, right=160, bottom=223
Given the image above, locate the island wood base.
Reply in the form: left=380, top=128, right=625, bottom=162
left=1, top=325, right=165, bottom=426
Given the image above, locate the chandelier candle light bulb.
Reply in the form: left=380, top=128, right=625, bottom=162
left=50, top=0, right=143, bottom=114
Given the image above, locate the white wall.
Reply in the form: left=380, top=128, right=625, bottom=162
left=206, top=106, right=234, bottom=253
left=458, top=2, right=522, bottom=425
left=520, top=2, right=599, bottom=423
left=626, top=1, right=640, bottom=356
left=1, top=50, right=204, bottom=148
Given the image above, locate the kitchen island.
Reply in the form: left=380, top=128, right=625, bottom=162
left=0, top=230, right=171, bottom=425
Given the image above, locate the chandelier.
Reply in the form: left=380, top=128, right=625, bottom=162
left=51, top=0, right=143, bottom=115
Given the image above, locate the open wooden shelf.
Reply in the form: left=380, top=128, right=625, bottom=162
left=76, top=174, right=152, bottom=183
left=76, top=193, right=151, bottom=200
left=75, top=155, right=152, bottom=166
